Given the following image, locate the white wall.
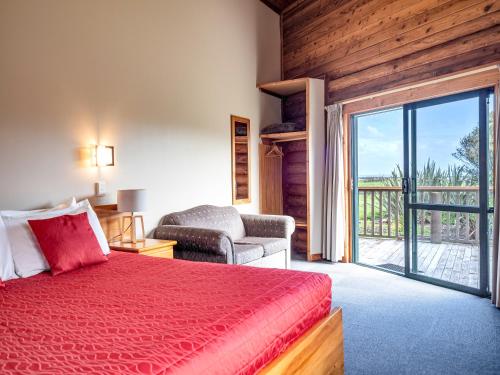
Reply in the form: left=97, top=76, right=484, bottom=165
left=0, top=0, right=281, bottom=232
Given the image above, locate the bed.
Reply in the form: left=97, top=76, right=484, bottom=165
left=0, top=250, right=343, bottom=374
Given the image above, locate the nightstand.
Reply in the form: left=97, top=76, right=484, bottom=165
left=109, top=239, right=177, bottom=259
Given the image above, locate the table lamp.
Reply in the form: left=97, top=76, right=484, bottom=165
left=117, top=189, right=147, bottom=243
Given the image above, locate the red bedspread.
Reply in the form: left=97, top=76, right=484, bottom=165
left=0, top=251, right=332, bottom=374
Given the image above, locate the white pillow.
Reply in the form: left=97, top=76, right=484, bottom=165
left=3, top=199, right=110, bottom=278
left=75, top=200, right=111, bottom=256
left=0, top=198, right=77, bottom=281
left=0, top=217, right=17, bottom=281
left=0, top=197, right=76, bottom=217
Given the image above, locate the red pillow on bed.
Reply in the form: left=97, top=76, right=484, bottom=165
left=28, top=212, right=107, bottom=276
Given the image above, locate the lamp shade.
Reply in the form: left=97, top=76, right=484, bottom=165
left=117, top=189, right=147, bottom=213
left=95, top=145, right=114, bottom=167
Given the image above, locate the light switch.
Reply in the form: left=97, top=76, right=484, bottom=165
left=95, top=181, right=106, bottom=197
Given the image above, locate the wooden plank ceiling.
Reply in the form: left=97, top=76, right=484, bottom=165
left=281, top=0, right=500, bottom=103
left=261, top=0, right=297, bottom=14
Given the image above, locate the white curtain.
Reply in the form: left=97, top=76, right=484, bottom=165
left=322, top=103, right=345, bottom=261
left=492, top=85, right=500, bottom=308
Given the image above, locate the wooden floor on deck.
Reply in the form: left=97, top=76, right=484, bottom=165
left=359, top=237, right=479, bottom=289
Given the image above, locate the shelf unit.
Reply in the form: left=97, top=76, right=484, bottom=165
left=234, top=135, right=249, bottom=144
left=260, top=131, right=307, bottom=143
left=258, top=78, right=325, bottom=261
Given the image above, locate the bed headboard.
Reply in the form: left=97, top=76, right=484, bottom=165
left=93, top=204, right=130, bottom=242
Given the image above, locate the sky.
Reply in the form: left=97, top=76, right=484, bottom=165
left=356, top=96, right=481, bottom=178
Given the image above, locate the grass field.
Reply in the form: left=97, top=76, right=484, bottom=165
left=358, top=179, right=387, bottom=187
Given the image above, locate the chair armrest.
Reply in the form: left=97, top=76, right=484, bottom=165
left=240, top=214, right=295, bottom=239
left=154, top=225, right=234, bottom=260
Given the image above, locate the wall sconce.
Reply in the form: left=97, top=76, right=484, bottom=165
left=95, top=145, right=115, bottom=167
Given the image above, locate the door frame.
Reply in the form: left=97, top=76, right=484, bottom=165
left=350, top=106, right=405, bottom=275
left=402, top=88, right=492, bottom=296
left=342, top=66, right=500, bottom=268
left=350, top=88, right=494, bottom=296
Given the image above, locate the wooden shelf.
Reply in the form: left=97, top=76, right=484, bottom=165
left=260, top=131, right=307, bottom=143
left=258, top=78, right=308, bottom=97
left=295, top=219, right=307, bottom=229
left=234, top=135, right=248, bottom=144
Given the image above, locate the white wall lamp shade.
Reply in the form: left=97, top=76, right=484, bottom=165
left=117, top=189, right=147, bottom=213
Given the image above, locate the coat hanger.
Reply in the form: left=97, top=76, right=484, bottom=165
left=266, top=142, right=284, bottom=158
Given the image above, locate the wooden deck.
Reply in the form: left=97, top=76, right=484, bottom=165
left=359, top=237, right=479, bottom=289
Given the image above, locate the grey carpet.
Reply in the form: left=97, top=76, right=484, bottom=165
left=291, top=260, right=500, bottom=375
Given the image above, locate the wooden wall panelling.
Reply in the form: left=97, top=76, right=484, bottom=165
left=280, top=84, right=309, bottom=258
left=280, top=89, right=309, bottom=258
left=329, top=27, right=500, bottom=101
left=282, top=140, right=308, bottom=220
left=284, top=0, right=406, bottom=64
left=260, top=144, right=284, bottom=215
left=332, top=42, right=500, bottom=102
left=285, top=0, right=447, bottom=59
left=282, top=0, right=500, bottom=103
left=292, top=228, right=308, bottom=254
left=326, top=2, right=500, bottom=84
left=283, top=91, right=307, bottom=129
left=286, top=0, right=499, bottom=78
left=283, top=0, right=392, bottom=47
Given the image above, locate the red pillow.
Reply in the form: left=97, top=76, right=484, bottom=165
left=28, top=212, right=107, bottom=276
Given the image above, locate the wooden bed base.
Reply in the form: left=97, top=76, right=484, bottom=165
left=262, top=307, right=344, bottom=375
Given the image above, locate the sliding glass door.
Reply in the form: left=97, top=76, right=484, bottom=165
left=404, top=89, right=493, bottom=295
left=353, top=88, right=494, bottom=296
left=352, top=108, right=405, bottom=273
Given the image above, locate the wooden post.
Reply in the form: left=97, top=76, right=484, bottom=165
left=430, top=192, right=442, bottom=244
left=363, top=190, right=367, bottom=236
left=387, top=191, right=391, bottom=238
left=395, top=192, right=399, bottom=239
left=379, top=191, right=383, bottom=236
left=371, top=191, right=375, bottom=236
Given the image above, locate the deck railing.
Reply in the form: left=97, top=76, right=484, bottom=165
left=358, top=186, right=480, bottom=244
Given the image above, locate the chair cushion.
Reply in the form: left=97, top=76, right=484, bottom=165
left=233, top=244, right=264, bottom=264
left=234, top=237, right=288, bottom=257
left=161, top=205, right=246, bottom=240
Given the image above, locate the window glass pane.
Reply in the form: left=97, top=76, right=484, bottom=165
left=413, top=96, right=480, bottom=206
left=354, top=108, right=404, bottom=273
left=411, top=209, right=480, bottom=289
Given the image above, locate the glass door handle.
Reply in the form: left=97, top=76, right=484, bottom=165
left=402, top=178, right=410, bottom=194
